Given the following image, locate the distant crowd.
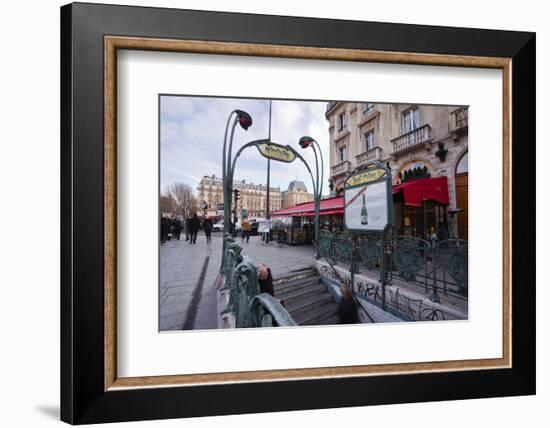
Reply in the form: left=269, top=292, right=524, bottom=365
left=160, top=213, right=213, bottom=245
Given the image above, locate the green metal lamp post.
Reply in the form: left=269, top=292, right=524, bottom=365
left=298, top=136, right=324, bottom=259
left=221, top=109, right=253, bottom=271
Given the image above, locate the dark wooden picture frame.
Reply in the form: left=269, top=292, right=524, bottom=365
left=61, top=2, right=535, bottom=424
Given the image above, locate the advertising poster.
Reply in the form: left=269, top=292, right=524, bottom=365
left=344, top=180, right=388, bottom=231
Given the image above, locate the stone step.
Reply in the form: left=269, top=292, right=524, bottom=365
left=273, top=268, right=319, bottom=286
left=295, top=302, right=339, bottom=325
left=275, top=282, right=325, bottom=303
left=286, top=293, right=334, bottom=319
left=317, top=314, right=341, bottom=326
left=271, top=267, right=341, bottom=327
left=274, top=275, right=321, bottom=294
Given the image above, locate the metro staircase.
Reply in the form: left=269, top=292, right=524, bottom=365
left=273, top=267, right=339, bottom=325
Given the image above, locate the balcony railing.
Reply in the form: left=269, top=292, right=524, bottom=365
left=450, top=106, right=468, bottom=132
left=356, top=147, right=381, bottom=165
left=391, top=124, right=431, bottom=154
left=331, top=160, right=351, bottom=176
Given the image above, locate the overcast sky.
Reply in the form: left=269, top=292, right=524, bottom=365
left=160, top=95, right=330, bottom=196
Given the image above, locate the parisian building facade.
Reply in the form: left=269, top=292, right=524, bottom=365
left=197, top=174, right=282, bottom=219
left=281, top=180, right=314, bottom=209
left=325, top=102, right=469, bottom=239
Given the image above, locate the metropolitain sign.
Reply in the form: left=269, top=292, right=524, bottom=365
left=257, top=142, right=297, bottom=163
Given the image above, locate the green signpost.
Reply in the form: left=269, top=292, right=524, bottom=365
left=343, top=160, right=393, bottom=308
left=222, top=138, right=322, bottom=267
left=220, top=110, right=324, bottom=270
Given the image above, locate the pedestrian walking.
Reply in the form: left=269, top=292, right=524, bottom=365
left=241, top=217, right=251, bottom=243
left=185, top=215, right=190, bottom=241
left=184, top=214, right=190, bottom=241
left=173, top=217, right=183, bottom=240
left=202, top=217, right=213, bottom=244
left=160, top=215, right=170, bottom=244
left=187, top=213, right=201, bottom=244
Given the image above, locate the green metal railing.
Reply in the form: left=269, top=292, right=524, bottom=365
left=318, top=230, right=468, bottom=299
left=221, top=240, right=296, bottom=328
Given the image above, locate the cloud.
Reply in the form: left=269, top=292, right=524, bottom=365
left=160, top=95, right=330, bottom=197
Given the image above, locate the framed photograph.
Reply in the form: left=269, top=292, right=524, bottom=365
left=61, top=2, right=535, bottom=424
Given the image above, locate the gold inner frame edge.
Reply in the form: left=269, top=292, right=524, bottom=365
left=103, top=36, right=512, bottom=391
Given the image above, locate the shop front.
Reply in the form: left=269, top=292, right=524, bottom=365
left=272, top=177, right=450, bottom=244
left=392, top=176, right=450, bottom=240
left=271, top=196, right=344, bottom=245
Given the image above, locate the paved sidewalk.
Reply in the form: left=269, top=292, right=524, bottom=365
left=160, top=233, right=316, bottom=331
left=236, top=236, right=316, bottom=278
left=159, top=232, right=222, bottom=330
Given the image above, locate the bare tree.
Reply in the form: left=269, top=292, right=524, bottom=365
left=168, top=183, right=197, bottom=219
left=160, top=192, right=175, bottom=214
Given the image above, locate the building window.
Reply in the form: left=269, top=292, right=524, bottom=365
left=456, top=151, right=468, bottom=174
left=365, top=130, right=375, bottom=151
left=402, top=107, right=420, bottom=133
left=363, top=103, right=374, bottom=114
left=338, top=112, right=347, bottom=131
left=338, top=145, right=348, bottom=162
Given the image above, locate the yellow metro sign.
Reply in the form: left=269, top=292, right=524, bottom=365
left=257, top=142, right=296, bottom=163
left=345, top=168, right=386, bottom=187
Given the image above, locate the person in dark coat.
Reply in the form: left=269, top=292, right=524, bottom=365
left=202, top=217, right=213, bottom=244
left=184, top=216, right=190, bottom=241
left=258, top=264, right=275, bottom=296
left=186, top=213, right=201, bottom=244
left=160, top=215, right=170, bottom=244
left=338, top=285, right=359, bottom=324
left=173, top=218, right=183, bottom=240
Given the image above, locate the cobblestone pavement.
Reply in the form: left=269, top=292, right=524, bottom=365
left=160, top=232, right=316, bottom=331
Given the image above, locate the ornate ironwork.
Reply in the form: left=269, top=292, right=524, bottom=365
left=221, top=241, right=296, bottom=328
left=420, top=307, right=446, bottom=321
left=392, top=237, right=430, bottom=283
left=221, top=239, right=242, bottom=289
left=319, top=230, right=335, bottom=263
left=357, top=235, right=381, bottom=270
left=226, top=136, right=322, bottom=258
left=334, top=232, right=353, bottom=263
left=233, top=259, right=260, bottom=327
left=436, top=239, right=468, bottom=296
left=249, top=294, right=297, bottom=327
left=435, top=142, right=448, bottom=162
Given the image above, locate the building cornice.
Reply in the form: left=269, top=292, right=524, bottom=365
left=325, top=101, right=342, bottom=117
left=357, top=110, right=381, bottom=129
left=334, top=129, right=350, bottom=143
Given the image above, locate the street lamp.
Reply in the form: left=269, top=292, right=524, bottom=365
left=221, top=109, right=253, bottom=271
left=298, top=136, right=324, bottom=259
left=236, top=110, right=253, bottom=130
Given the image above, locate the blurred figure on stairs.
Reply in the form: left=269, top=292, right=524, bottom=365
left=338, top=285, right=359, bottom=324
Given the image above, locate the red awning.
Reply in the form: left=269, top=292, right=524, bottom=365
left=271, top=196, right=344, bottom=217
left=272, top=177, right=449, bottom=217
left=392, top=176, right=449, bottom=207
